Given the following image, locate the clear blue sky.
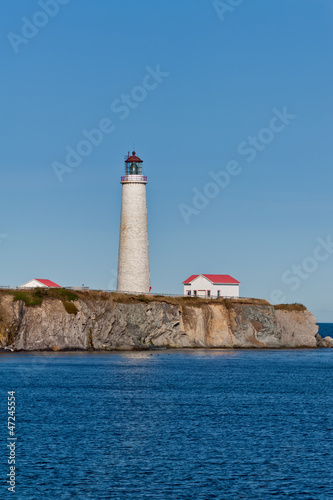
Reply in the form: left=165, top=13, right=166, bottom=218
left=1, top=0, right=333, bottom=321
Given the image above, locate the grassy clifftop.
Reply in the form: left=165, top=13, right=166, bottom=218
left=0, top=288, right=79, bottom=314
left=274, top=303, right=307, bottom=312
left=0, top=288, right=306, bottom=312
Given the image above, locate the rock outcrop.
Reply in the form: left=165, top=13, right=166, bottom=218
left=0, top=290, right=322, bottom=351
left=316, top=334, right=333, bottom=348
left=322, top=337, right=333, bottom=348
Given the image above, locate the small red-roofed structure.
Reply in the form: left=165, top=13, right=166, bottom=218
left=183, top=274, right=240, bottom=298
left=19, top=279, right=61, bottom=289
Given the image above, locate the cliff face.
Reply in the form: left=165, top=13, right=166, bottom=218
left=0, top=292, right=320, bottom=351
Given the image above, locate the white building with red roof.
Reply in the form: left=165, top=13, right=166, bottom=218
left=19, top=279, right=61, bottom=289
left=183, top=274, right=240, bottom=298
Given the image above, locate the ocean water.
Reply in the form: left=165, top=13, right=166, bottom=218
left=318, top=323, right=333, bottom=338
left=1, top=348, right=333, bottom=499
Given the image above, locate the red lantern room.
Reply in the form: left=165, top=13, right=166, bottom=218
left=121, top=151, right=147, bottom=183
left=125, top=151, right=143, bottom=175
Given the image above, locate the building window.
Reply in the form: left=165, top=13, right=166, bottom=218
left=187, top=290, right=191, bottom=296
left=207, top=290, right=211, bottom=298
left=193, top=290, right=197, bottom=297
left=217, top=290, right=220, bottom=297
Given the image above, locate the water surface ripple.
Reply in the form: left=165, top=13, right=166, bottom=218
left=0, top=349, right=332, bottom=499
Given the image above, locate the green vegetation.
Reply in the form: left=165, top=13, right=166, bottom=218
left=1, top=288, right=79, bottom=312
left=274, top=303, right=306, bottom=312
left=88, top=328, right=94, bottom=350
left=63, top=302, right=78, bottom=315
left=55, top=288, right=79, bottom=302
left=137, top=295, right=150, bottom=303
left=10, top=290, right=43, bottom=306
left=224, top=299, right=233, bottom=310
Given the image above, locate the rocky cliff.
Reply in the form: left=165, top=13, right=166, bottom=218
left=0, top=289, right=324, bottom=351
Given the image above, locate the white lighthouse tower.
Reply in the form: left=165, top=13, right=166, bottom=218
left=117, top=151, right=150, bottom=293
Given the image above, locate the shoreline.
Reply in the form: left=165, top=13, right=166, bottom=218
left=0, top=345, right=326, bottom=354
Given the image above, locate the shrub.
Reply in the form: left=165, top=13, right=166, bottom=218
left=64, top=302, right=78, bottom=315
left=10, top=290, right=42, bottom=306
left=55, top=288, right=79, bottom=302
left=137, top=295, right=149, bottom=303
left=8, top=288, right=79, bottom=309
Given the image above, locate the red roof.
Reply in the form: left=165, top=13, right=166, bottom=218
left=36, top=279, right=61, bottom=288
left=125, top=151, right=143, bottom=163
left=183, top=274, right=199, bottom=284
left=183, top=274, right=240, bottom=285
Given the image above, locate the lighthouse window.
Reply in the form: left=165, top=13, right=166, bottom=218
left=193, top=290, right=197, bottom=297
left=187, top=290, right=191, bottom=296
left=130, top=163, right=139, bottom=174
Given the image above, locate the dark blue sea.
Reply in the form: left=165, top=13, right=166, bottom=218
left=1, top=329, right=333, bottom=499
left=318, top=322, right=333, bottom=338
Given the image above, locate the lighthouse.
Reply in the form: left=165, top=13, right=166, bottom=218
left=117, top=151, right=150, bottom=293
